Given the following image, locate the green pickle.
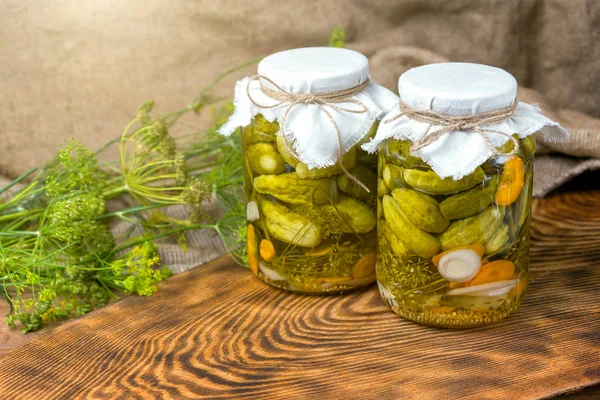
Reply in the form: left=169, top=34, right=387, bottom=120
left=246, top=143, right=286, bottom=174
left=242, top=115, right=378, bottom=293
left=337, top=165, right=377, bottom=201
left=377, top=137, right=534, bottom=327
left=242, top=114, right=279, bottom=143
left=295, top=148, right=356, bottom=179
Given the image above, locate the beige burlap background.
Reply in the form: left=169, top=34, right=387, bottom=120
left=1, top=0, right=600, bottom=271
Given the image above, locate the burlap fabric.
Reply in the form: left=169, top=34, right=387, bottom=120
left=1, top=0, right=600, bottom=270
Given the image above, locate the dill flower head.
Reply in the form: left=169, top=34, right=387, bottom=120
left=43, top=193, right=114, bottom=254
left=46, top=140, right=107, bottom=197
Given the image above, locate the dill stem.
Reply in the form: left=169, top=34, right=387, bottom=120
left=0, top=168, right=38, bottom=196
left=0, top=209, right=43, bottom=223
left=103, top=185, right=129, bottom=199
left=110, top=223, right=213, bottom=255
left=96, top=203, right=167, bottom=220
left=0, top=231, right=40, bottom=237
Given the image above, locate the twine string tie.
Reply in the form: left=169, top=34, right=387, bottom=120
left=383, top=101, right=520, bottom=156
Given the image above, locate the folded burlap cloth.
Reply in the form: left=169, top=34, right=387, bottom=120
left=367, top=46, right=600, bottom=197
left=1, top=47, right=599, bottom=275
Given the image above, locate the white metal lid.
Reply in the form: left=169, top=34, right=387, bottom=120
left=398, top=62, right=518, bottom=115
left=258, top=47, right=370, bottom=94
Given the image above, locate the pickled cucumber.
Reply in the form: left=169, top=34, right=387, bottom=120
left=261, top=199, right=323, bottom=247
left=243, top=115, right=279, bottom=143
left=298, top=196, right=376, bottom=235
left=510, top=158, right=533, bottom=237
left=295, top=148, right=356, bottom=179
left=337, top=165, right=377, bottom=201
left=482, top=223, right=509, bottom=254
left=246, top=143, right=286, bottom=174
left=439, top=175, right=500, bottom=220
left=324, top=196, right=376, bottom=234
left=438, top=206, right=505, bottom=251
left=254, top=173, right=335, bottom=205
left=404, top=167, right=485, bottom=195
left=276, top=132, right=298, bottom=167
left=496, top=135, right=536, bottom=160
left=391, top=188, right=449, bottom=233
left=385, top=140, right=430, bottom=169
left=383, top=164, right=406, bottom=190
left=356, top=149, right=378, bottom=167
left=382, top=195, right=441, bottom=259
left=378, top=178, right=389, bottom=197
left=380, top=220, right=409, bottom=258
left=519, top=136, right=536, bottom=159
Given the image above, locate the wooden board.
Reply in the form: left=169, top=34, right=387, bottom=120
left=0, top=191, right=598, bottom=399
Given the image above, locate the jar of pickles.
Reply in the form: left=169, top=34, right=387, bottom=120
left=219, top=47, right=398, bottom=293
left=364, top=63, right=568, bottom=327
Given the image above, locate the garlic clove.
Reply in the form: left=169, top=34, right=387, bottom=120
left=437, top=249, right=482, bottom=282
left=246, top=201, right=260, bottom=222
left=447, top=279, right=518, bottom=297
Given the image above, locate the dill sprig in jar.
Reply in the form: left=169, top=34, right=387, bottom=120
left=219, top=47, right=398, bottom=293
left=364, top=63, right=568, bottom=327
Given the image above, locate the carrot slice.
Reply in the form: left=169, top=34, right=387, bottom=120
left=352, top=253, right=377, bottom=279
left=259, top=239, right=276, bottom=262
left=465, top=260, right=515, bottom=287
left=494, top=156, right=525, bottom=206
left=432, top=244, right=485, bottom=267
left=247, top=224, right=259, bottom=275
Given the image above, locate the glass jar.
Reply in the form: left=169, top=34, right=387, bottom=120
left=242, top=115, right=380, bottom=293
left=221, top=47, right=399, bottom=294
left=367, top=62, right=567, bottom=327
left=377, top=136, right=534, bottom=327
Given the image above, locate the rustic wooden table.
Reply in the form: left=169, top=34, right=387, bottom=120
left=0, top=190, right=598, bottom=399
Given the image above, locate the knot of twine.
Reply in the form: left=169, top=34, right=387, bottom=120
left=383, top=101, right=520, bottom=156
left=246, top=75, right=372, bottom=193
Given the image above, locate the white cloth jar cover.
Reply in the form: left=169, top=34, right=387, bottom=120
left=363, top=62, right=570, bottom=180
left=219, top=47, right=399, bottom=169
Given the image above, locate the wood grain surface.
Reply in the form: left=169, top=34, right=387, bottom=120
left=0, top=191, right=598, bottom=399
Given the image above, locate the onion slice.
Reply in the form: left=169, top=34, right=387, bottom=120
left=447, top=279, right=518, bottom=297
left=437, top=249, right=482, bottom=282
left=259, top=262, right=285, bottom=281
